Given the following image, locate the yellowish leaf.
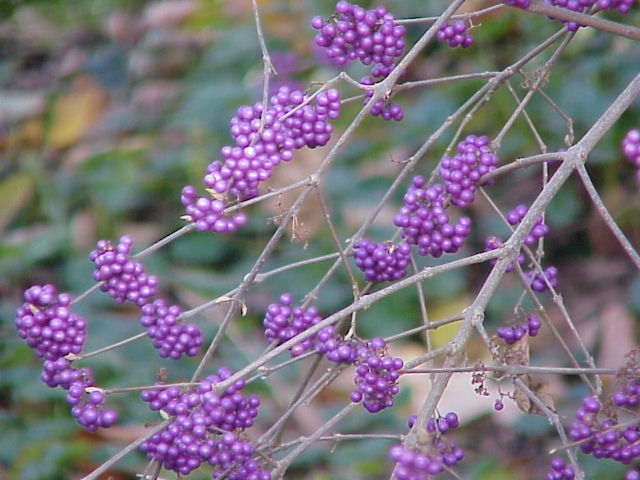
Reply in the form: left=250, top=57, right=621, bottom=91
left=0, top=171, right=34, bottom=232
left=47, top=76, right=107, bottom=150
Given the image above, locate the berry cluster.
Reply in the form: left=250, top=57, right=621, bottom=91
left=352, top=238, right=411, bottom=282
left=437, top=21, right=473, bottom=48
left=311, top=1, right=406, bottom=121
left=15, top=284, right=86, bottom=361
left=527, top=266, right=558, bottom=292
left=315, top=325, right=360, bottom=363
left=311, top=1, right=405, bottom=71
left=438, top=134, right=498, bottom=208
left=496, top=313, right=541, bottom=345
left=622, top=129, right=640, bottom=189
left=545, top=457, right=575, bottom=480
left=140, top=367, right=267, bottom=478
left=15, top=285, right=118, bottom=431
left=140, top=299, right=203, bottom=359
left=505, top=204, right=549, bottom=247
left=90, top=235, right=158, bottom=306
left=262, top=293, right=323, bottom=357
left=360, top=75, right=405, bottom=121
left=503, top=0, right=531, bottom=7
left=483, top=236, right=524, bottom=273
left=546, top=0, right=633, bottom=31
left=67, top=383, right=118, bottom=432
left=393, top=176, right=472, bottom=257
left=389, top=412, right=464, bottom=479
left=183, top=85, right=341, bottom=233
left=350, top=337, right=403, bottom=413
left=568, top=383, right=640, bottom=474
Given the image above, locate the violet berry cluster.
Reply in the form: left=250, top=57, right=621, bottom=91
left=15, top=284, right=117, bottom=431
left=438, top=134, right=498, bottom=208
left=388, top=412, right=464, bottom=479
left=483, top=236, right=524, bottom=273
left=568, top=381, right=640, bottom=476
left=352, top=238, right=411, bottom=282
left=546, top=0, right=634, bottom=31
left=503, top=0, right=531, bottom=7
left=545, top=457, right=575, bottom=480
left=311, top=1, right=406, bottom=121
left=182, top=85, right=341, bottom=233
left=437, top=21, right=473, bottom=48
left=90, top=235, right=158, bottom=306
left=349, top=337, right=403, bottom=413
left=526, top=266, right=559, bottom=292
left=15, top=284, right=85, bottom=362
left=505, top=204, right=549, bottom=246
left=496, top=313, right=541, bottom=345
left=310, top=325, right=403, bottom=412
left=140, top=367, right=268, bottom=479
left=262, top=293, right=323, bottom=357
left=311, top=1, right=405, bottom=71
left=140, top=299, right=203, bottom=359
left=622, top=128, right=640, bottom=189
left=393, top=176, right=472, bottom=258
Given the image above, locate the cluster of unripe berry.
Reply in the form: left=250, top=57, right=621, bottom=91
left=182, top=85, right=341, bottom=233
left=388, top=412, right=464, bottom=479
left=14, top=284, right=117, bottom=431
left=140, top=367, right=267, bottom=478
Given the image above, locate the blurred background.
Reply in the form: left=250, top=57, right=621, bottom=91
left=1, top=0, right=640, bottom=478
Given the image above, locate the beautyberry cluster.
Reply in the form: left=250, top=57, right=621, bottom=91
left=15, top=285, right=117, bottom=431
left=546, top=0, right=633, bottom=31
left=545, top=457, right=575, bottom=480
left=437, top=21, right=473, bottom=48
left=315, top=325, right=360, bottom=363
left=262, top=293, right=323, bottom=356
left=622, top=129, right=640, bottom=189
left=67, top=383, right=118, bottom=432
left=394, top=176, right=472, bottom=257
left=352, top=238, right=411, bottom=282
left=438, top=134, right=498, bottom=208
left=388, top=412, right=464, bottom=479
left=183, top=85, right=341, bottom=232
left=15, top=284, right=86, bottom=361
left=349, top=337, right=403, bottom=413
left=503, top=0, right=531, bottom=7
left=140, top=299, right=203, bottom=359
left=90, top=235, right=158, bottom=306
left=505, top=204, right=549, bottom=246
left=483, top=236, right=524, bottom=272
left=568, top=381, right=640, bottom=474
left=527, top=266, right=558, bottom=292
left=311, top=1, right=406, bottom=121
left=140, top=367, right=267, bottom=478
left=496, top=313, right=541, bottom=344
left=311, top=1, right=405, bottom=71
